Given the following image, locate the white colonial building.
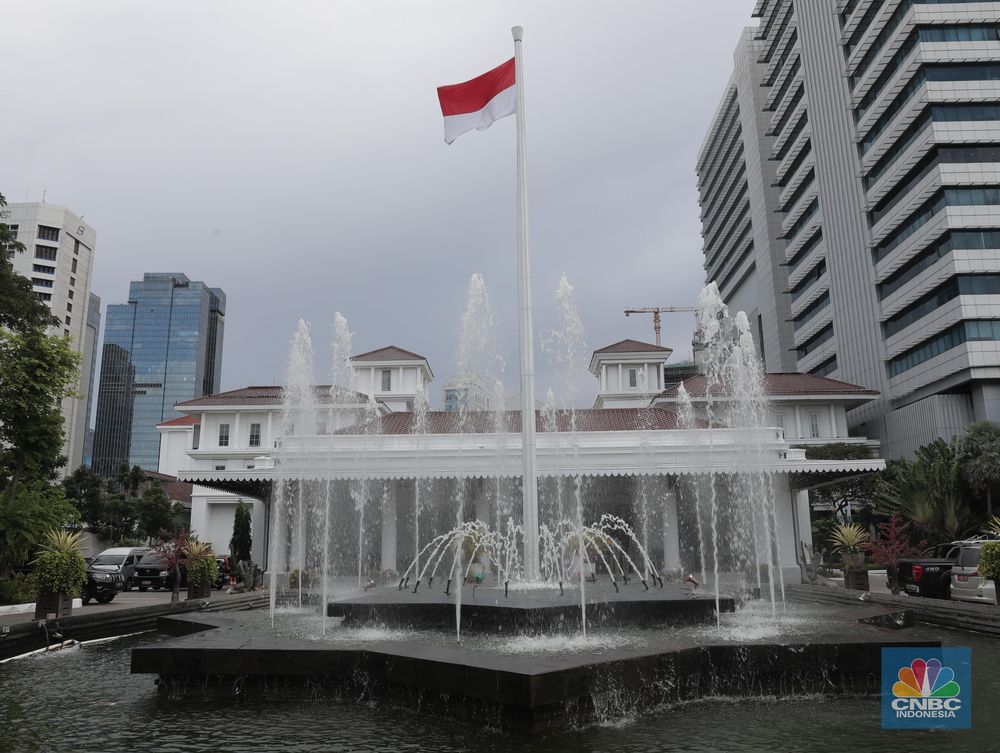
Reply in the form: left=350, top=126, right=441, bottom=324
left=590, top=339, right=673, bottom=408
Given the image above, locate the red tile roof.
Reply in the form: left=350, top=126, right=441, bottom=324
left=336, top=408, right=685, bottom=435
left=142, top=470, right=192, bottom=506
left=175, top=385, right=370, bottom=408
left=350, top=345, right=428, bottom=362
left=157, top=415, right=200, bottom=428
left=593, top=338, right=672, bottom=355
left=659, top=373, right=879, bottom=399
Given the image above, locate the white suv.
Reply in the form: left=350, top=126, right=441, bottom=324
left=950, top=544, right=997, bottom=606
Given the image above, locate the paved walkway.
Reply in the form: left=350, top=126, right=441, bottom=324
left=1, top=588, right=218, bottom=627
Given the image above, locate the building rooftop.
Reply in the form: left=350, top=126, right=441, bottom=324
left=157, top=415, right=201, bottom=428
left=350, top=345, right=428, bottom=362
left=592, top=339, right=672, bottom=355
left=659, top=373, right=880, bottom=399
left=175, top=385, right=371, bottom=408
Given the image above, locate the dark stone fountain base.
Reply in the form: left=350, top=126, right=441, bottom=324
left=130, top=586, right=930, bottom=732
left=328, top=582, right=732, bottom=630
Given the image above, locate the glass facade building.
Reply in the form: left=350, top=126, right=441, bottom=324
left=92, top=273, right=226, bottom=475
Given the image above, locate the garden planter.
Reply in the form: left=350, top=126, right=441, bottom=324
left=843, top=568, right=870, bottom=591
left=186, top=582, right=212, bottom=600
left=34, top=591, right=72, bottom=619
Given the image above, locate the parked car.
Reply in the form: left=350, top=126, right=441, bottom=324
left=80, top=563, right=124, bottom=605
left=888, top=541, right=962, bottom=599
left=133, top=552, right=187, bottom=591
left=89, top=547, right=150, bottom=591
left=950, top=543, right=998, bottom=606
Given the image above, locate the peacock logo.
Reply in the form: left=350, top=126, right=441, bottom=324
left=892, top=658, right=961, bottom=699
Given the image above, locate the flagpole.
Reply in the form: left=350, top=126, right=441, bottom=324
left=512, top=25, right=540, bottom=581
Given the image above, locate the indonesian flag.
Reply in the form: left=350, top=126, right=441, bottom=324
left=437, top=57, right=515, bottom=144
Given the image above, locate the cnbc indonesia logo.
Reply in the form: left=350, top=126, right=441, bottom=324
left=882, top=648, right=971, bottom=729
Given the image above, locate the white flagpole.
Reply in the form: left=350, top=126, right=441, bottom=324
left=512, top=25, right=540, bottom=581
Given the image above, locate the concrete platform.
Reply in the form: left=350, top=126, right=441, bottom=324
left=328, top=582, right=733, bottom=630
left=131, top=598, right=932, bottom=732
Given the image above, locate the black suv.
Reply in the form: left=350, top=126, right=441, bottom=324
left=133, top=553, right=187, bottom=591
left=80, top=564, right=123, bottom=604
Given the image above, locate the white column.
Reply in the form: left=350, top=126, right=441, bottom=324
left=233, top=412, right=241, bottom=449
left=794, top=405, right=802, bottom=440
left=794, top=489, right=812, bottom=558
left=662, top=489, right=681, bottom=571
left=267, top=410, right=273, bottom=449
left=380, top=482, right=397, bottom=574
left=601, top=364, right=607, bottom=392
left=618, top=363, right=623, bottom=391
left=829, top=404, right=838, bottom=438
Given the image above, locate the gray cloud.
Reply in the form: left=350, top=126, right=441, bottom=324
left=4, top=0, right=756, bottom=406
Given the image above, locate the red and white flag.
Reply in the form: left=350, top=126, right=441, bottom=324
left=436, top=57, right=515, bottom=144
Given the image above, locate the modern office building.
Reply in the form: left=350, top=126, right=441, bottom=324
left=698, top=0, right=1000, bottom=457
left=442, top=374, right=492, bottom=412
left=77, top=292, right=101, bottom=468
left=1, top=202, right=98, bottom=470
left=92, top=273, right=226, bottom=475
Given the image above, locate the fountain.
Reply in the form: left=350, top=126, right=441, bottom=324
left=131, top=276, right=912, bottom=731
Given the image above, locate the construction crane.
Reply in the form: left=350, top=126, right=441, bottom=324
left=624, top=306, right=698, bottom=347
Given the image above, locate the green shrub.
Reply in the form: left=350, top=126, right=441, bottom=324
left=186, top=541, right=218, bottom=588
left=0, top=573, right=37, bottom=604
left=33, top=551, right=87, bottom=597
left=979, top=541, right=1000, bottom=580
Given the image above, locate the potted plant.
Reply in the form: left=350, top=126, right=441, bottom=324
left=185, top=540, right=218, bottom=600
left=979, top=541, right=1000, bottom=603
left=32, top=530, right=87, bottom=619
left=830, top=522, right=870, bottom=590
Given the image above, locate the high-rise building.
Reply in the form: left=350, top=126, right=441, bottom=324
left=92, top=273, right=226, bottom=475
left=1, top=202, right=98, bottom=470
left=699, top=1, right=1000, bottom=457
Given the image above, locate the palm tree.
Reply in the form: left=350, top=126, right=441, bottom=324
left=959, top=421, right=1000, bottom=517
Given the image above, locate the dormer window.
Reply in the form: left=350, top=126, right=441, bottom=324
left=381, top=369, right=392, bottom=391
left=628, top=368, right=638, bottom=388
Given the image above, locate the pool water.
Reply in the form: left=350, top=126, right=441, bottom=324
left=1, top=622, right=997, bottom=752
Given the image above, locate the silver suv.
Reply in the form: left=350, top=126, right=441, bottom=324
left=950, top=543, right=997, bottom=606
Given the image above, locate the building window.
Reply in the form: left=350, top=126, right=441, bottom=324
left=628, top=368, right=638, bottom=388
left=71, top=257, right=78, bottom=273
left=317, top=421, right=327, bottom=435
left=214, top=464, right=226, bottom=471
left=381, top=369, right=392, bottom=391
left=67, top=289, right=73, bottom=299
left=69, top=276, right=75, bottom=287
left=192, top=425, right=201, bottom=450
left=774, top=413, right=785, bottom=431
left=73, top=239, right=80, bottom=255
left=66, top=302, right=72, bottom=313
left=34, top=245, right=57, bottom=261
left=219, top=423, right=230, bottom=447
left=37, top=225, right=59, bottom=242
left=808, top=412, right=820, bottom=439
left=32, top=264, right=55, bottom=275
left=64, top=315, right=71, bottom=326
left=6, top=224, right=18, bottom=240
left=63, top=329, right=69, bottom=338
left=249, top=423, right=261, bottom=447
left=31, top=277, right=53, bottom=288
left=36, top=293, right=51, bottom=302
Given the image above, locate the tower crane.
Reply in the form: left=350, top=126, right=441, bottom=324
left=624, top=306, right=698, bottom=347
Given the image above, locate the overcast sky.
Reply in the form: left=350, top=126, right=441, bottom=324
left=6, top=0, right=757, bottom=407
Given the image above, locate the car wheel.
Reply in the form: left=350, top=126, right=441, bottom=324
left=81, top=595, right=91, bottom=605
left=96, top=593, right=115, bottom=604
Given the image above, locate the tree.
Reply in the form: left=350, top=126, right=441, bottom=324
left=958, top=421, right=1000, bottom=517
left=0, top=481, right=80, bottom=576
left=230, top=499, right=252, bottom=565
left=863, top=515, right=926, bottom=594
left=63, top=465, right=106, bottom=531
left=153, top=530, right=191, bottom=604
left=0, top=193, right=58, bottom=334
left=136, top=484, right=179, bottom=541
left=0, top=328, right=80, bottom=500
left=875, top=438, right=971, bottom=542
left=803, top=443, right=876, bottom=517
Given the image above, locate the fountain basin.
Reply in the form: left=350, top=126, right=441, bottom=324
left=131, top=600, right=930, bottom=733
